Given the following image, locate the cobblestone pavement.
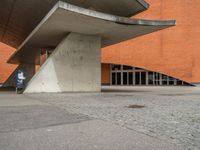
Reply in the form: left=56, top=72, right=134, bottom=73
left=28, top=86, right=200, bottom=150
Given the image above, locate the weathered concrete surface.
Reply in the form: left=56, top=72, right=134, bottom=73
left=25, top=33, right=101, bottom=93
left=8, top=1, right=175, bottom=64
left=0, top=91, right=44, bottom=107
left=0, top=119, right=181, bottom=150
left=0, top=91, right=182, bottom=150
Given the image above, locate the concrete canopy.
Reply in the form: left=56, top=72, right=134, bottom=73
left=0, top=0, right=149, bottom=48
left=8, top=1, right=175, bottom=64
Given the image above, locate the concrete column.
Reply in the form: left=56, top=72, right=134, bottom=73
left=133, top=72, right=135, bottom=85
left=145, top=72, right=148, bottom=86
left=159, top=73, right=162, bottom=86
left=25, top=33, right=101, bottom=93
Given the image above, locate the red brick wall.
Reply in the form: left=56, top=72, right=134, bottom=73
left=0, top=43, right=17, bottom=83
left=102, top=0, right=200, bottom=84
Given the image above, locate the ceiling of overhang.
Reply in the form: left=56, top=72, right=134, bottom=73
left=0, top=0, right=149, bottom=48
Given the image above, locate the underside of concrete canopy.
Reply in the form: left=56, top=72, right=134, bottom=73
left=7, top=1, right=175, bottom=65
left=0, top=0, right=149, bottom=48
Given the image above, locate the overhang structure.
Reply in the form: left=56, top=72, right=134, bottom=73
left=0, top=0, right=149, bottom=48
left=8, top=1, right=175, bottom=64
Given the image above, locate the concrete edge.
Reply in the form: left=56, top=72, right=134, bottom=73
left=137, top=0, right=150, bottom=9
left=191, top=83, right=200, bottom=87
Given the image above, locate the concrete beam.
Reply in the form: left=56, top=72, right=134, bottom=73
left=24, top=33, right=101, bottom=93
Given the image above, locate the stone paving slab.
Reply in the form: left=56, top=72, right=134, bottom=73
left=0, top=105, right=90, bottom=133
left=0, top=119, right=181, bottom=150
left=0, top=92, right=45, bottom=106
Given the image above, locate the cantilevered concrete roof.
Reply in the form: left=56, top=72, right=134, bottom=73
left=8, top=1, right=175, bottom=64
left=0, top=0, right=149, bottom=48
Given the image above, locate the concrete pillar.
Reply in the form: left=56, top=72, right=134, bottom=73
left=3, top=63, right=35, bottom=88
left=146, top=72, right=149, bottom=86
left=24, top=33, right=101, bottom=93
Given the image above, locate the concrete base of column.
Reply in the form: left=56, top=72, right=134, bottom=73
left=24, top=33, right=101, bottom=93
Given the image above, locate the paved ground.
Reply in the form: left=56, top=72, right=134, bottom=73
left=1, top=86, right=200, bottom=150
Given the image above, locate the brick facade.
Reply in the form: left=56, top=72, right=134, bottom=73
left=0, top=43, right=17, bottom=83
left=102, top=0, right=200, bottom=84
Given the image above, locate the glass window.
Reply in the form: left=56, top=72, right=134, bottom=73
left=110, top=64, right=188, bottom=87
left=148, top=72, right=153, bottom=85
left=135, top=67, right=141, bottom=70
left=123, top=65, right=133, bottom=70
left=117, top=72, right=121, bottom=85
left=154, top=73, right=160, bottom=85
left=112, top=73, right=116, bottom=85
left=169, top=77, right=174, bottom=85
left=111, top=65, right=121, bottom=71
left=155, top=73, right=160, bottom=80
left=135, top=72, right=140, bottom=85
left=141, top=72, right=146, bottom=85
left=128, top=72, right=133, bottom=85
left=162, top=74, right=168, bottom=85
left=177, top=80, right=183, bottom=85
left=123, top=72, right=128, bottom=85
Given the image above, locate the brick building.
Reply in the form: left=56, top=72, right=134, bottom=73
left=0, top=0, right=200, bottom=86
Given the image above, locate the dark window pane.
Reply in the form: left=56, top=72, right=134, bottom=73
left=177, top=80, right=183, bottom=85
left=112, top=73, right=116, bottom=85
left=155, top=73, right=160, bottom=80
left=154, top=73, right=159, bottom=85
left=128, top=72, right=133, bottom=85
left=148, top=72, right=153, bottom=85
left=123, top=72, right=128, bottom=85
left=135, top=72, right=140, bottom=85
left=117, top=73, right=121, bottom=85
left=135, top=67, right=141, bottom=70
left=123, top=65, right=133, bottom=70
left=112, top=65, right=121, bottom=70
left=169, top=77, right=174, bottom=85
left=162, top=75, right=168, bottom=85
left=141, top=72, right=146, bottom=85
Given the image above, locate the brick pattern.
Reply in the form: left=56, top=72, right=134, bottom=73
left=102, top=0, right=200, bottom=84
left=0, top=43, right=17, bottom=83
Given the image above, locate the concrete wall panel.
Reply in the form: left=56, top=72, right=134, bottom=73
left=25, top=33, right=101, bottom=93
